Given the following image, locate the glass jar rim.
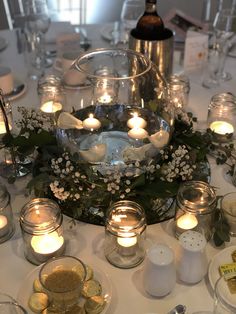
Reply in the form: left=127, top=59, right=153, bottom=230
left=0, top=184, right=10, bottom=211
left=177, top=181, right=216, bottom=213
left=221, top=192, right=236, bottom=216
left=74, top=48, right=153, bottom=81
left=20, top=198, right=62, bottom=235
left=105, top=200, right=146, bottom=236
left=39, top=255, right=87, bottom=293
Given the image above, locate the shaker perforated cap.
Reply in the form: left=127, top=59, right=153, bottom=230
left=179, top=231, right=206, bottom=251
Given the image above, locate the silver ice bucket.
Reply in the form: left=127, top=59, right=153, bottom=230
left=129, top=28, right=174, bottom=78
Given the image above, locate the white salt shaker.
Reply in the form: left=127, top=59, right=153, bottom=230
left=177, top=230, right=208, bottom=284
left=143, top=244, right=176, bottom=297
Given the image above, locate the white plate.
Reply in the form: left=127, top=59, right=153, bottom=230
left=208, top=245, right=236, bottom=289
left=17, top=263, right=112, bottom=314
left=0, top=37, right=7, bottom=51
left=4, top=79, right=27, bottom=101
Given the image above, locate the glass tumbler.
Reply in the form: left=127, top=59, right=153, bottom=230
left=167, top=74, right=190, bottom=109
left=221, top=192, right=236, bottom=236
left=214, top=276, right=236, bottom=313
left=39, top=256, right=87, bottom=311
left=0, top=183, right=15, bottom=243
left=0, top=293, right=27, bottom=314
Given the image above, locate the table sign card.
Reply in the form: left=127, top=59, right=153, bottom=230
left=183, top=30, right=208, bottom=72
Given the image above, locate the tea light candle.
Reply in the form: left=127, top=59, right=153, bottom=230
left=117, top=236, right=137, bottom=248
left=31, top=231, right=64, bottom=255
left=210, top=121, right=234, bottom=135
left=117, top=234, right=137, bottom=256
left=83, top=114, right=101, bottom=131
left=97, top=93, right=113, bottom=104
left=128, top=127, right=148, bottom=140
left=149, top=130, right=169, bottom=148
left=127, top=112, right=147, bottom=129
left=0, top=215, right=9, bottom=237
left=40, top=101, right=62, bottom=113
left=176, top=213, right=198, bottom=234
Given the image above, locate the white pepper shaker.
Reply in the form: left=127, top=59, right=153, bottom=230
left=177, top=230, right=208, bottom=284
left=143, top=243, right=176, bottom=297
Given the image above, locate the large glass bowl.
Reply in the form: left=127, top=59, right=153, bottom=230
left=56, top=48, right=173, bottom=170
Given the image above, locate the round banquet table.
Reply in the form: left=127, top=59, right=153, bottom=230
left=0, top=23, right=235, bottom=314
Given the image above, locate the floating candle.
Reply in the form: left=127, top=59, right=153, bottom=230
left=149, top=130, right=169, bottom=148
left=128, top=127, right=148, bottom=140
left=210, top=121, right=234, bottom=135
left=40, top=101, right=62, bottom=113
left=82, top=114, right=101, bottom=131
left=127, top=112, right=147, bottom=129
left=79, top=143, right=106, bottom=163
left=0, top=215, right=8, bottom=237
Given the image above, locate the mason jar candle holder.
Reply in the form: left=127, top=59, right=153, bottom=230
left=104, top=200, right=146, bottom=269
left=167, top=74, right=190, bottom=109
left=174, top=181, right=216, bottom=241
left=20, top=198, right=65, bottom=265
left=207, top=92, right=236, bottom=143
left=221, top=192, right=236, bottom=237
left=0, top=183, right=15, bottom=243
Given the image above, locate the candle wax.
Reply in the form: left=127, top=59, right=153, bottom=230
left=40, top=101, right=62, bottom=113
left=177, top=213, right=198, bottom=230
left=31, top=231, right=64, bottom=254
left=127, top=112, right=147, bottom=129
left=82, top=114, right=101, bottom=131
left=117, top=236, right=137, bottom=248
left=210, top=121, right=234, bottom=135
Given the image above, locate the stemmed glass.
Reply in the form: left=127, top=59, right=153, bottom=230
left=213, top=7, right=236, bottom=81
left=120, top=0, right=144, bottom=43
left=24, top=0, right=51, bottom=75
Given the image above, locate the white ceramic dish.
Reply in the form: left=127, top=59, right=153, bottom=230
left=0, top=37, right=7, bottom=51
left=17, top=263, right=112, bottom=314
left=208, top=245, right=236, bottom=289
left=4, top=79, right=26, bottom=101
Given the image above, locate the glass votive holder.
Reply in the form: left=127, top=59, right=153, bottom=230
left=38, top=75, right=65, bottom=114
left=20, top=198, right=65, bottom=265
left=0, top=183, right=15, bottom=243
left=221, top=192, right=236, bottom=237
left=174, top=181, right=216, bottom=241
left=207, top=92, right=236, bottom=143
left=0, top=100, right=13, bottom=143
left=104, top=200, right=147, bottom=269
left=167, top=74, right=190, bottom=109
left=39, top=256, right=86, bottom=312
left=0, top=293, right=27, bottom=314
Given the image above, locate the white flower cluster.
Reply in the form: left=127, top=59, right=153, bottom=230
left=17, top=107, right=53, bottom=135
left=50, top=180, right=70, bottom=201
left=175, top=107, right=191, bottom=125
left=160, top=145, right=196, bottom=182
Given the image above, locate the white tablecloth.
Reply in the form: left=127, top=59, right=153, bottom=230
left=0, top=23, right=236, bottom=314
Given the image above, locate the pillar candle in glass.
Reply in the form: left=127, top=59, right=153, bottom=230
left=167, top=74, right=190, bottom=109
left=0, top=183, right=15, bottom=243
left=221, top=192, right=236, bottom=237
left=20, top=198, right=65, bottom=265
left=104, top=200, right=146, bottom=268
left=207, top=93, right=236, bottom=142
left=175, top=181, right=216, bottom=241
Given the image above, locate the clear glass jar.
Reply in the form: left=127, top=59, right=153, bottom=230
left=104, top=200, right=146, bottom=268
left=0, top=183, right=15, bottom=243
left=207, top=92, right=236, bottom=142
left=0, top=101, right=13, bottom=144
left=175, top=181, right=216, bottom=241
left=20, top=198, right=65, bottom=265
left=37, top=74, right=65, bottom=114
left=167, top=74, right=190, bottom=109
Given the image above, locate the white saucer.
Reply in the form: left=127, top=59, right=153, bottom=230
left=208, top=245, right=236, bottom=289
left=4, top=79, right=27, bottom=101
left=0, top=37, right=7, bottom=51
left=17, top=262, right=112, bottom=314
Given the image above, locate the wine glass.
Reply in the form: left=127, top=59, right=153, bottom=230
left=120, top=0, right=144, bottom=43
left=213, top=7, right=236, bottom=81
left=24, top=0, right=51, bottom=73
